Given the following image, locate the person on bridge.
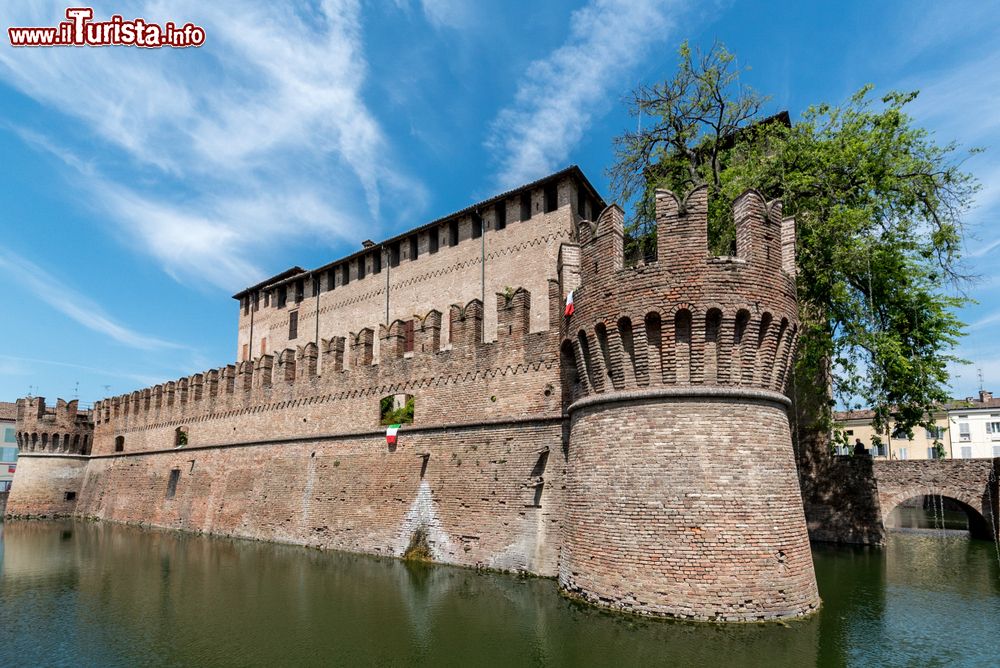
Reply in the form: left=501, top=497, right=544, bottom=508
left=853, top=439, right=868, bottom=456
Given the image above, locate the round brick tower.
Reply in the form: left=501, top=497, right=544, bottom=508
left=558, top=187, right=820, bottom=621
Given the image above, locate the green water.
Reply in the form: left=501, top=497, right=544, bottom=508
left=0, top=520, right=997, bottom=667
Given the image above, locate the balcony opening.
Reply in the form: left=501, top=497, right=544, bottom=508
left=380, top=393, right=414, bottom=426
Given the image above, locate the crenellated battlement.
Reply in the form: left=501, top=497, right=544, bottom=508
left=561, top=187, right=798, bottom=407
left=85, top=284, right=562, bottom=455
left=15, top=397, right=93, bottom=455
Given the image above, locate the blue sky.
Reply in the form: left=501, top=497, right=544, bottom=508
left=0, top=0, right=997, bottom=406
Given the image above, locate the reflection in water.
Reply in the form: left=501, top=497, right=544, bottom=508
left=0, top=520, right=997, bottom=667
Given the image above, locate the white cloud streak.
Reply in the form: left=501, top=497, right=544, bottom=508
left=0, top=355, right=165, bottom=388
left=0, top=1, right=424, bottom=291
left=0, top=246, right=181, bottom=351
left=392, top=0, right=472, bottom=29
left=486, top=0, right=686, bottom=189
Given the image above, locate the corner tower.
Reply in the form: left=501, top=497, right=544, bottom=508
left=558, top=187, right=819, bottom=621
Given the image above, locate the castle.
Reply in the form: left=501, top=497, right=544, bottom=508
left=7, top=167, right=820, bottom=621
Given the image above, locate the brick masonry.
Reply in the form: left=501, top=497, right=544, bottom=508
left=8, top=175, right=824, bottom=621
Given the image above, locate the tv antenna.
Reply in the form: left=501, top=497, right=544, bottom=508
left=978, top=367, right=984, bottom=393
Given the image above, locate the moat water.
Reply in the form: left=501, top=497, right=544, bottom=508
left=0, top=518, right=997, bottom=667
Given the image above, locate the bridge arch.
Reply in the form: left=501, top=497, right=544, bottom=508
left=880, top=486, right=996, bottom=541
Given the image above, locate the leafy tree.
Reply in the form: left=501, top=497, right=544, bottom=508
left=609, top=41, right=978, bottom=444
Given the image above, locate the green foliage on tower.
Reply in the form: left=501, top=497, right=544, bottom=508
left=608, top=41, right=979, bottom=438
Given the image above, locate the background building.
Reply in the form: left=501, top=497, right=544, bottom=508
left=946, top=390, right=1000, bottom=459
left=834, top=389, right=998, bottom=460
left=1, top=401, right=18, bottom=491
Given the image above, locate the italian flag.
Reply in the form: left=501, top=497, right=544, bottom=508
left=386, top=424, right=402, bottom=446
left=564, top=290, right=575, bottom=317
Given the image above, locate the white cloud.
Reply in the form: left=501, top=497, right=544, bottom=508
left=0, top=1, right=425, bottom=291
left=486, top=0, right=687, bottom=189
left=393, top=0, right=472, bottom=29
left=0, top=247, right=181, bottom=351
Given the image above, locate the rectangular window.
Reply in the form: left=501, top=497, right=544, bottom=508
left=429, top=230, right=439, bottom=254
left=3, top=428, right=15, bottom=444
left=252, top=292, right=260, bottom=312
left=277, top=286, right=287, bottom=309
left=409, top=236, right=419, bottom=261
left=326, top=269, right=336, bottom=291
left=294, top=279, right=304, bottom=303
left=389, top=242, right=400, bottom=268
left=959, top=422, right=970, bottom=441
left=372, top=251, right=382, bottom=274
left=495, top=202, right=506, bottom=230
left=927, top=447, right=936, bottom=459
left=471, top=212, right=483, bottom=239
left=404, top=320, right=415, bottom=353
left=961, top=446, right=972, bottom=459
left=993, top=445, right=1000, bottom=457
left=166, top=469, right=180, bottom=499
left=358, top=256, right=366, bottom=280
left=520, top=192, right=532, bottom=221
left=449, top=220, right=459, bottom=246
left=341, top=264, right=350, bottom=286
left=64, top=491, right=76, bottom=502
left=544, top=183, right=558, bottom=213
left=926, top=426, right=945, bottom=439
left=898, top=448, right=907, bottom=460
left=986, top=421, right=1000, bottom=435
left=312, top=275, right=320, bottom=297
left=242, top=296, right=249, bottom=315
left=845, top=429, right=854, bottom=436
left=288, top=311, right=298, bottom=340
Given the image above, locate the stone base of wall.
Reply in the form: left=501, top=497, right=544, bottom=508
left=798, top=452, right=885, bottom=546
left=4, top=455, right=90, bottom=518
left=11, top=421, right=564, bottom=576
left=0, top=491, right=7, bottom=520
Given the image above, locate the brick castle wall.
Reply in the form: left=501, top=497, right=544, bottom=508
left=8, top=285, right=568, bottom=576
left=68, top=423, right=564, bottom=574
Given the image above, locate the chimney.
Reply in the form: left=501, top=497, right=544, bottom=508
left=362, top=239, right=375, bottom=249
left=980, top=389, right=993, bottom=403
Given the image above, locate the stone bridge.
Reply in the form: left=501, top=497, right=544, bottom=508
left=873, top=458, right=1000, bottom=541
left=801, top=454, right=1000, bottom=544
